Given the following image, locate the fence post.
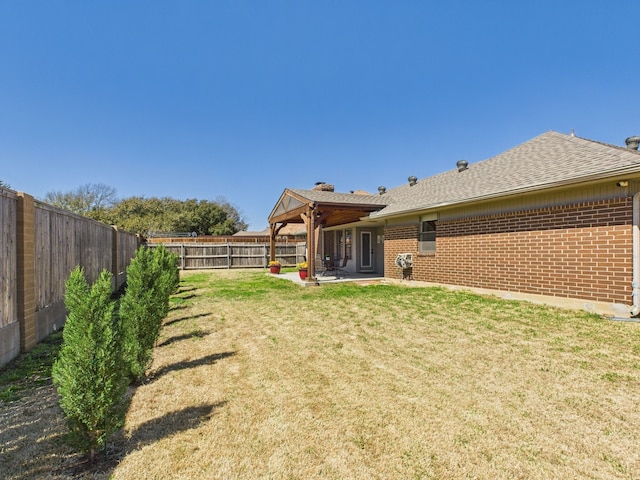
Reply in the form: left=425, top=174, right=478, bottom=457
left=16, top=192, right=37, bottom=352
left=111, top=225, right=119, bottom=291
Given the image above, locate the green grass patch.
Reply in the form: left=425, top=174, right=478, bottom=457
left=202, top=272, right=298, bottom=300
left=180, top=272, right=211, bottom=286
left=0, top=330, right=63, bottom=403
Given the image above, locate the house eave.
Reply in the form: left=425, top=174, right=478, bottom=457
left=321, top=216, right=384, bottom=231
left=370, top=168, right=640, bottom=220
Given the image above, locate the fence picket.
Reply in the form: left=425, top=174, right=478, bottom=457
left=148, top=242, right=305, bottom=270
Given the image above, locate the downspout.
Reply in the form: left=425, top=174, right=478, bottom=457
left=631, top=192, right=640, bottom=316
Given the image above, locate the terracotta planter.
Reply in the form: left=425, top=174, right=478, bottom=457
left=269, top=265, right=281, bottom=274
left=298, top=269, right=308, bottom=280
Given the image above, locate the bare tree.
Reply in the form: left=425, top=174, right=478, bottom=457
left=43, top=183, right=118, bottom=215
left=215, top=196, right=249, bottom=232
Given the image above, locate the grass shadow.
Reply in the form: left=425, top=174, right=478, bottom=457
left=176, top=285, right=197, bottom=293
left=126, top=401, right=226, bottom=450
left=147, top=351, right=236, bottom=383
left=173, top=293, right=196, bottom=301
left=163, top=312, right=212, bottom=327
left=55, top=401, right=227, bottom=479
left=168, top=304, right=188, bottom=312
left=157, top=329, right=211, bottom=347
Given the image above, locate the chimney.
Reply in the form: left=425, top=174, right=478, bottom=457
left=457, top=160, right=469, bottom=172
left=313, top=182, right=335, bottom=192
left=625, top=136, right=640, bottom=151
left=408, top=176, right=417, bottom=186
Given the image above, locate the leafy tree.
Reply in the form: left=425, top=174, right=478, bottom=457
left=52, top=267, right=128, bottom=462
left=106, top=196, right=246, bottom=236
left=104, top=196, right=179, bottom=234
left=0, top=180, right=11, bottom=189
left=173, top=199, right=237, bottom=235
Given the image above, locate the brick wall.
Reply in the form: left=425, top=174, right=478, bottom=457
left=384, top=198, right=633, bottom=305
left=384, top=224, right=418, bottom=279
left=323, top=230, right=336, bottom=259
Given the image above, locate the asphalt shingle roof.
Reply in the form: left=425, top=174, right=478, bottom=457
left=371, top=131, right=640, bottom=218
left=288, top=188, right=391, bottom=206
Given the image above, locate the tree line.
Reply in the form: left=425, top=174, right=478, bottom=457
left=41, top=183, right=248, bottom=236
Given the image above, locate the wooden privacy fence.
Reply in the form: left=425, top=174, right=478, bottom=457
left=148, top=242, right=307, bottom=270
left=0, top=189, right=141, bottom=368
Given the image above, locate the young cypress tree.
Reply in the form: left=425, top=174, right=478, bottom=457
left=120, top=246, right=163, bottom=380
left=153, top=244, right=180, bottom=319
left=120, top=245, right=180, bottom=381
left=52, top=267, right=128, bottom=462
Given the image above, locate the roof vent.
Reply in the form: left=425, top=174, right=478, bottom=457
left=626, top=136, right=640, bottom=151
left=408, top=176, right=417, bottom=186
left=378, top=186, right=386, bottom=195
left=456, top=160, right=469, bottom=172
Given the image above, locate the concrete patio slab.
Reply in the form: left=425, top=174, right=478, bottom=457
left=268, top=271, right=385, bottom=286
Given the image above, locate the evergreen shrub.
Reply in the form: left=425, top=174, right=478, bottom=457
left=52, top=267, right=128, bottom=461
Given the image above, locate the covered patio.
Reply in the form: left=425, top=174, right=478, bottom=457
left=268, top=184, right=390, bottom=282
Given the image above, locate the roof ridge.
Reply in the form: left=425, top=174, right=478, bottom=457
left=370, top=129, right=640, bottom=219
left=573, top=134, right=640, bottom=154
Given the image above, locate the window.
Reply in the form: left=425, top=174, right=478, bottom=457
left=419, top=220, right=436, bottom=252
left=336, top=229, right=352, bottom=259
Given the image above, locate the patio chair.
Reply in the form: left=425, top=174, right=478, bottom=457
left=333, top=254, right=349, bottom=278
left=316, top=254, right=336, bottom=277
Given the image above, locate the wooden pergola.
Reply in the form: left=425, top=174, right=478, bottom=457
left=268, top=188, right=389, bottom=280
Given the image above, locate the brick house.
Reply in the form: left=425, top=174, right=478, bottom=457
left=268, top=131, right=640, bottom=317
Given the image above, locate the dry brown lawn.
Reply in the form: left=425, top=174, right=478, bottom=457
left=2, top=269, right=640, bottom=479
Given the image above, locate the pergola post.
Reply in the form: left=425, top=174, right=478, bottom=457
left=269, top=223, right=276, bottom=263
left=305, top=206, right=316, bottom=281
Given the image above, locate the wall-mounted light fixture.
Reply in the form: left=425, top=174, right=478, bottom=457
left=616, top=180, right=629, bottom=187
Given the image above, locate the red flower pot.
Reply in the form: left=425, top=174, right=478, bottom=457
left=298, top=269, right=308, bottom=280
left=269, top=265, right=281, bottom=274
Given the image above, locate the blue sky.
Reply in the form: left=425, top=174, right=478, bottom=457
left=1, top=1, right=638, bottom=230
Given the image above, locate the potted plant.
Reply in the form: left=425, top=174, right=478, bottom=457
left=268, top=260, right=281, bottom=274
left=297, top=261, right=308, bottom=280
